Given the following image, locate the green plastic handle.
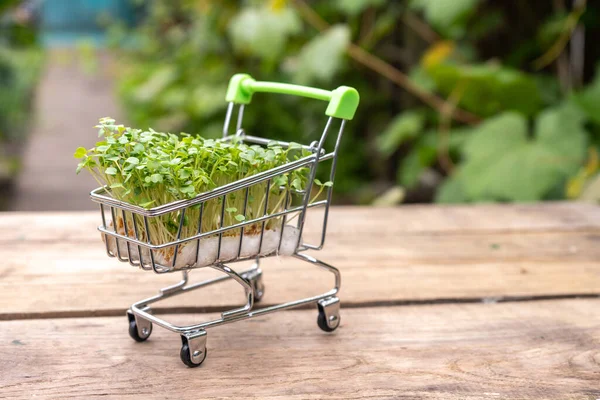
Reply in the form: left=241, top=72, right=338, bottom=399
left=225, top=73, right=360, bottom=120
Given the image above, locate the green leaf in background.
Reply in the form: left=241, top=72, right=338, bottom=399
left=397, top=149, right=428, bottom=189
left=438, top=107, right=588, bottom=202
left=435, top=175, right=468, bottom=203
left=107, top=0, right=600, bottom=205
left=461, top=112, right=527, bottom=162
left=132, top=65, right=178, bottom=104
left=408, top=66, right=437, bottom=92
left=335, top=0, right=386, bottom=17
left=190, top=84, right=229, bottom=118
left=537, top=12, right=569, bottom=49
left=228, top=7, right=301, bottom=61
left=397, top=129, right=468, bottom=189
left=578, top=173, right=600, bottom=203
left=468, top=9, right=504, bottom=41
left=574, top=65, right=600, bottom=125
left=376, top=111, right=425, bottom=157
left=426, top=63, right=543, bottom=117
left=410, top=0, right=480, bottom=38
left=0, top=47, right=44, bottom=142
left=535, top=101, right=587, bottom=163
left=293, top=25, right=350, bottom=84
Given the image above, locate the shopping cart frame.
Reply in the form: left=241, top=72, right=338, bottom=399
left=90, top=74, right=359, bottom=367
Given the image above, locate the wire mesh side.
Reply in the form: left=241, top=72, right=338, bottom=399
left=96, top=159, right=310, bottom=273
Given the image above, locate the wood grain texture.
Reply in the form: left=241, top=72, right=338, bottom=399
left=1, top=202, right=599, bottom=244
left=1, top=204, right=600, bottom=318
left=1, top=300, right=599, bottom=399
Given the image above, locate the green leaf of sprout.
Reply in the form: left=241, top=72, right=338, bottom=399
left=291, top=178, right=302, bottom=191
left=150, top=174, right=163, bottom=183
left=140, top=200, right=155, bottom=208
left=74, top=147, right=87, bottom=159
left=234, top=214, right=246, bottom=222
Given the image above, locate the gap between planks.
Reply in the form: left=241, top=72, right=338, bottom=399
left=3, top=293, right=600, bottom=322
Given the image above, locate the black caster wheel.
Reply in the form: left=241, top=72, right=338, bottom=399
left=180, top=342, right=207, bottom=368
left=128, top=319, right=152, bottom=342
left=127, top=312, right=152, bottom=342
left=317, top=306, right=340, bottom=333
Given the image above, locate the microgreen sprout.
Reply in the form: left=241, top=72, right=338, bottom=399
left=310, top=179, right=334, bottom=204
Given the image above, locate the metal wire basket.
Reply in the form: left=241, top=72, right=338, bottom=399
left=90, top=74, right=359, bottom=367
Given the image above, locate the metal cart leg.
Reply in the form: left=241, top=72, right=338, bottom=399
left=244, top=260, right=265, bottom=302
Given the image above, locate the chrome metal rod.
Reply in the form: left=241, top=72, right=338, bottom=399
left=237, top=188, right=249, bottom=258
left=239, top=134, right=326, bottom=154
left=144, top=216, right=158, bottom=273
left=131, top=212, right=148, bottom=270
left=295, top=117, right=333, bottom=250
left=222, top=102, right=234, bottom=138
left=216, top=195, right=226, bottom=260
left=193, top=203, right=204, bottom=266
left=277, top=188, right=290, bottom=253
left=258, top=179, right=271, bottom=254
left=210, top=263, right=253, bottom=319
left=97, top=200, right=328, bottom=251
left=171, top=209, right=187, bottom=269
left=121, top=209, right=134, bottom=266
left=236, top=104, right=245, bottom=132
left=110, top=206, right=125, bottom=261
left=316, top=119, right=347, bottom=250
left=130, top=254, right=340, bottom=334
left=100, top=204, right=112, bottom=257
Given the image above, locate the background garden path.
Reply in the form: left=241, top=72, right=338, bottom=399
left=9, top=49, right=121, bottom=211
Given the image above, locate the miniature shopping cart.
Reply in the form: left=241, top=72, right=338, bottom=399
left=90, top=74, right=360, bottom=367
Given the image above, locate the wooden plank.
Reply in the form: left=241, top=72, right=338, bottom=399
left=1, top=300, right=599, bottom=399
left=1, top=202, right=600, bottom=244
left=1, top=227, right=600, bottom=319
left=1, top=204, right=599, bottom=318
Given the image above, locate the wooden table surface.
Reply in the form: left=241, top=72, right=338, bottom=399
left=1, top=203, right=599, bottom=399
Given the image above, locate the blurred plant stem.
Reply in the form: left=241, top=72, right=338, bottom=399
left=292, top=0, right=480, bottom=125
left=570, top=0, right=586, bottom=89
left=532, top=0, right=587, bottom=71
left=438, top=81, right=467, bottom=174
left=402, top=10, right=440, bottom=44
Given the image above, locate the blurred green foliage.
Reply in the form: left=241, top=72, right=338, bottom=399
left=0, top=47, right=43, bottom=142
left=0, top=1, right=44, bottom=182
left=110, top=0, right=600, bottom=204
